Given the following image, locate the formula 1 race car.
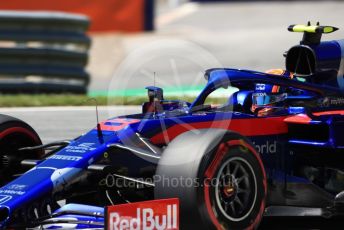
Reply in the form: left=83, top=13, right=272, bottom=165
left=1, top=23, right=344, bottom=229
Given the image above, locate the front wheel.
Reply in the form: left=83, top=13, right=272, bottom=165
left=154, top=129, right=267, bottom=230
left=0, top=114, right=43, bottom=185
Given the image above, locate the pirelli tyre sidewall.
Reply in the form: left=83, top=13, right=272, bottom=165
left=0, top=114, right=43, bottom=184
left=154, top=129, right=267, bottom=230
left=202, top=138, right=267, bottom=230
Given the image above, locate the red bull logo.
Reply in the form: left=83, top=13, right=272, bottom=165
left=106, top=198, right=179, bottom=230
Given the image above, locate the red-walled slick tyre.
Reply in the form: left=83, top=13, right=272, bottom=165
left=0, top=114, right=43, bottom=185
left=155, top=129, right=267, bottom=230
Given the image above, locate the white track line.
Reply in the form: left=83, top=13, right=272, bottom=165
left=0, top=106, right=140, bottom=112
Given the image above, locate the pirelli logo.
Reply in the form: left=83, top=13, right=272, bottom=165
left=48, top=155, right=82, bottom=161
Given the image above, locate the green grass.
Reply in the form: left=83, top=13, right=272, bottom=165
left=0, top=94, right=126, bottom=107
left=0, top=94, right=229, bottom=107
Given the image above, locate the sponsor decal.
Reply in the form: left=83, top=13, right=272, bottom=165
left=65, top=143, right=96, bottom=153
left=329, top=97, right=344, bottom=106
left=0, top=190, right=25, bottom=196
left=252, top=141, right=277, bottom=154
left=106, top=198, right=179, bottom=230
left=99, top=118, right=140, bottom=132
left=7, top=184, right=26, bottom=191
left=320, top=97, right=344, bottom=107
left=48, top=155, right=82, bottom=161
left=253, top=92, right=266, bottom=97
left=0, top=184, right=27, bottom=196
left=0, top=195, right=12, bottom=204
left=320, top=97, right=331, bottom=107
left=255, top=84, right=266, bottom=91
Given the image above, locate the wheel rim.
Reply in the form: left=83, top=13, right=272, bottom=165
left=214, top=157, right=257, bottom=222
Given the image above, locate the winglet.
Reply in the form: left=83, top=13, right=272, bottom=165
left=288, top=24, right=339, bottom=34
left=288, top=22, right=339, bottom=45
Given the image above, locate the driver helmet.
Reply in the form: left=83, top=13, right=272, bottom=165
left=251, top=69, right=293, bottom=116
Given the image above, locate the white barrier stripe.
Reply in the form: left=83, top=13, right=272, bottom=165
left=156, top=2, right=199, bottom=27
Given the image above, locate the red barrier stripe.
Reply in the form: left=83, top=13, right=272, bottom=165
left=0, top=0, right=144, bottom=32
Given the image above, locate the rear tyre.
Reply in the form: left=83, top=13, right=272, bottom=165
left=154, top=129, right=267, bottom=230
left=0, top=114, right=43, bottom=185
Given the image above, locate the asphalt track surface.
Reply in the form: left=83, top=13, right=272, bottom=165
left=1, top=106, right=344, bottom=229
left=0, top=106, right=141, bottom=143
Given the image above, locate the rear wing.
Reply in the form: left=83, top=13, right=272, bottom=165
left=288, top=22, right=338, bottom=45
